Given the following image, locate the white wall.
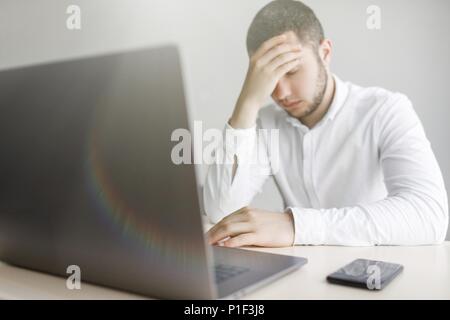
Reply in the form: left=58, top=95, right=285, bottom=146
left=0, top=0, right=449, bottom=239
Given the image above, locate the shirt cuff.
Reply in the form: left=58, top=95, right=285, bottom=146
left=286, top=207, right=326, bottom=245
left=223, top=122, right=257, bottom=165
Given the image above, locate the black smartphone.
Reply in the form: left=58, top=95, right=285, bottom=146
left=326, top=259, right=404, bottom=290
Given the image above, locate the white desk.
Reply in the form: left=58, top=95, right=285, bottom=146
left=1, top=240, right=449, bottom=299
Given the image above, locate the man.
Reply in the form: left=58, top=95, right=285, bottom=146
left=203, top=0, right=448, bottom=247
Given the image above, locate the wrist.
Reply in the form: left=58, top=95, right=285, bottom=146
left=285, top=208, right=296, bottom=247
left=230, top=98, right=260, bottom=129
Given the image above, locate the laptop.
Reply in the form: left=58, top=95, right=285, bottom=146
left=0, top=45, right=307, bottom=299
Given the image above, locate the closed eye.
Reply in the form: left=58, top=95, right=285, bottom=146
left=287, top=67, right=300, bottom=76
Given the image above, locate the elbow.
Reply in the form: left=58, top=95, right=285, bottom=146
left=398, top=191, right=449, bottom=245
left=423, top=196, right=448, bottom=245
left=433, top=205, right=448, bottom=244
left=430, top=178, right=449, bottom=244
left=434, top=191, right=449, bottom=244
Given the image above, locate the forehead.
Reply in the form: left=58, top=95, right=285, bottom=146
left=249, top=30, right=316, bottom=57
left=284, top=31, right=301, bottom=45
left=283, top=31, right=313, bottom=54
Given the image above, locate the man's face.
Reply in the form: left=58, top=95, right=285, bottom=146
left=271, top=32, right=328, bottom=119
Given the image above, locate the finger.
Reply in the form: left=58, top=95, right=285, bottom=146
left=274, top=59, right=302, bottom=78
left=267, top=51, right=303, bottom=72
left=206, top=221, right=249, bottom=244
left=224, top=233, right=256, bottom=248
left=252, top=34, right=288, bottom=61
left=207, top=222, right=253, bottom=245
left=206, top=207, right=249, bottom=237
left=259, top=43, right=301, bottom=67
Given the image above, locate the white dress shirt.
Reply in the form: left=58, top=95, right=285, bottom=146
left=203, top=74, right=449, bottom=246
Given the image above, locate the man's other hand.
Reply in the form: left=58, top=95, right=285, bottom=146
left=206, top=207, right=295, bottom=248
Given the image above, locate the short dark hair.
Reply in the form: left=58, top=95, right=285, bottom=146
left=246, top=0, right=325, bottom=55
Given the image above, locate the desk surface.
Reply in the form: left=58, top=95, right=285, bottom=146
left=1, top=239, right=449, bottom=299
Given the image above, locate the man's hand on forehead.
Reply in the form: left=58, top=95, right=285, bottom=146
left=229, top=32, right=304, bottom=128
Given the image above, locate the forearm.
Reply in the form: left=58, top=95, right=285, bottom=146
left=229, top=97, right=260, bottom=129
left=289, top=190, right=448, bottom=246
left=203, top=161, right=255, bottom=224
left=203, top=123, right=269, bottom=223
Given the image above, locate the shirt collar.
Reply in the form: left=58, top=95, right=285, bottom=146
left=284, top=74, right=349, bottom=128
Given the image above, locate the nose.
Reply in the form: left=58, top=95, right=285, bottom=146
left=273, top=78, right=291, bottom=102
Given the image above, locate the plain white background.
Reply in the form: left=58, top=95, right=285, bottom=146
left=0, top=0, right=448, bottom=240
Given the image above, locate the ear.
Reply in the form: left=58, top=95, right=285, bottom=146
left=319, top=39, right=333, bottom=67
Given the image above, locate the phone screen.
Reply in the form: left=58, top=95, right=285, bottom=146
left=326, top=259, right=404, bottom=290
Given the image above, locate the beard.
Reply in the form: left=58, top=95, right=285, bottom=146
left=289, top=58, right=328, bottom=119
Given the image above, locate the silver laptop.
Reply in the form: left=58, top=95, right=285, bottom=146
left=0, top=45, right=307, bottom=299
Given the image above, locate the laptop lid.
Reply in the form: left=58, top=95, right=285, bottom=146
left=0, top=45, right=217, bottom=299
